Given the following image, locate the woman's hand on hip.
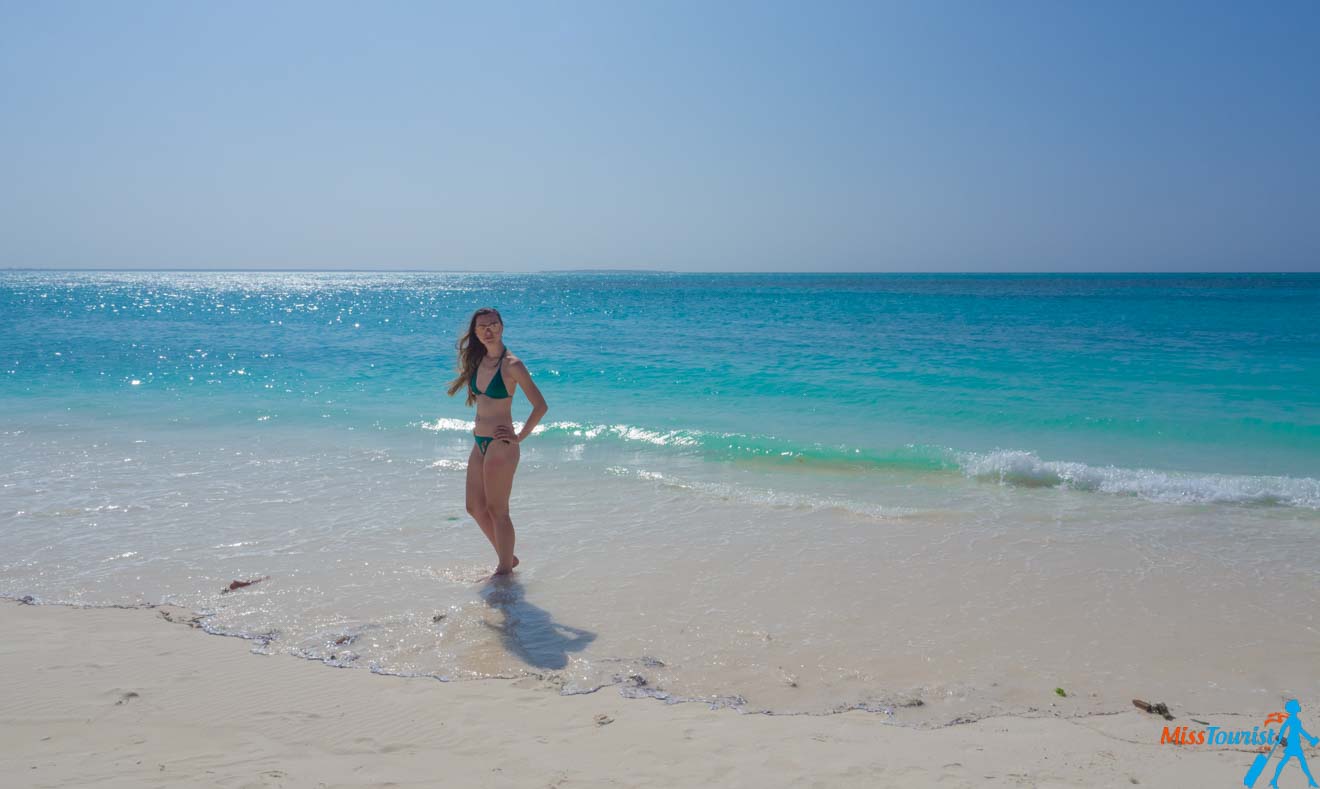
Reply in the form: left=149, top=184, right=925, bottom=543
left=493, top=425, right=519, bottom=443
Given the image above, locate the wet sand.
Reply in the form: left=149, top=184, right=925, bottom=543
left=0, top=600, right=1271, bottom=788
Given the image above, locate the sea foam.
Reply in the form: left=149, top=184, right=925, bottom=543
left=957, top=449, right=1320, bottom=508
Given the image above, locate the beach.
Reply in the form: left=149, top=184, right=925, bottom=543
left=1, top=600, right=1251, bottom=788
left=5, top=0, right=1318, bottom=782
left=3, top=271, right=1319, bottom=787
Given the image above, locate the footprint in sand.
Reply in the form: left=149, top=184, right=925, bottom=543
left=240, top=769, right=287, bottom=788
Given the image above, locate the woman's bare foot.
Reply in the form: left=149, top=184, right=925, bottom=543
left=492, top=555, right=519, bottom=576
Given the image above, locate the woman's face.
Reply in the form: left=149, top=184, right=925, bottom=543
left=474, top=314, right=502, bottom=346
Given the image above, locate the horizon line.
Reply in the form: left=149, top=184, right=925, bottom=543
left=2, top=268, right=1317, bottom=276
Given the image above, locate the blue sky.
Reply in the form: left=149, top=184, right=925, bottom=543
left=1, top=1, right=1316, bottom=272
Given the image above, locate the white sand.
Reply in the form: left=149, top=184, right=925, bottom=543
left=0, top=601, right=1280, bottom=787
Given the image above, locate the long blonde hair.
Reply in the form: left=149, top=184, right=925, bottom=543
left=446, top=307, right=503, bottom=406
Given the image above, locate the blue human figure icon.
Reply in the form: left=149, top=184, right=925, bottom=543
left=1272, top=699, right=1319, bottom=788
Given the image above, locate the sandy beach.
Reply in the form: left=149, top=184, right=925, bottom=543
left=5, top=274, right=1318, bottom=787
left=5, top=0, right=1318, bottom=781
left=2, top=599, right=1274, bottom=788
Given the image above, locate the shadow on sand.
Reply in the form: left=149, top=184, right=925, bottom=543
left=478, top=575, right=596, bottom=671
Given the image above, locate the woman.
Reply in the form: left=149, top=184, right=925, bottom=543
left=1269, top=699, right=1318, bottom=788
left=447, top=308, right=548, bottom=576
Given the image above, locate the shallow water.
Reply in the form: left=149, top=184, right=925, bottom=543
left=3, top=271, right=1318, bottom=722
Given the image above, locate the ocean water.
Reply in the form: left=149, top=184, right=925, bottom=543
left=2, top=271, right=1318, bottom=722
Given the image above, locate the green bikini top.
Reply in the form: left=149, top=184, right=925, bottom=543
left=469, top=349, right=511, bottom=399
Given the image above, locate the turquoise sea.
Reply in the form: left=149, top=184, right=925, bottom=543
left=3, top=271, right=1318, bottom=722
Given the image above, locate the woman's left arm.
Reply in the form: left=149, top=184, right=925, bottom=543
left=509, top=360, right=549, bottom=442
left=1301, top=721, right=1320, bottom=747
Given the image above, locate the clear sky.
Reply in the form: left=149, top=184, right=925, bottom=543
left=2, top=1, right=1317, bottom=272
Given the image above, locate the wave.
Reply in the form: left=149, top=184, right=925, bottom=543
left=604, top=466, right=918, bottom=520
left=420, top=419, right=954, bottom=470
left=420, top=417, right=477, bottom=433
left=420, top=418, right=702, bottom=448
left=420, top=419, right=1320, bottom=509
left=956, top=449, right=1320, bottom=509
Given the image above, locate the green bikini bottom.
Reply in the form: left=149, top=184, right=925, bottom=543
left=474, top=435, right=494, bottom=455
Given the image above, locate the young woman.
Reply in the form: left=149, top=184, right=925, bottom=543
left=447, top=308, right=548, bottom=576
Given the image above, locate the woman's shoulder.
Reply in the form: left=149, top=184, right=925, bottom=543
left=503, top=351, right=529, bottom=374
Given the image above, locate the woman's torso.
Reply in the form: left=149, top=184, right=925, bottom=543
left=471, top=356, right=517, bottom=435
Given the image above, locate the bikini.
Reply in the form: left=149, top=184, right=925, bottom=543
left=469, top=348, right=511, bottom=455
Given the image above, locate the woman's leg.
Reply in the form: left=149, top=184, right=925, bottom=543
left=1298, top=751, right=1317, bottom=786
left=465, top=442, right=499, bottom=553
left=481, top=439, right=521, bottom=573
left=1271, top=753, right=1294, bottom=787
